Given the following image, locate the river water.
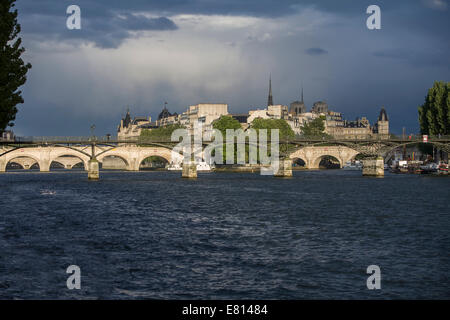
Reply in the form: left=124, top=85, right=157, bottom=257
left=0, top=170, right=449, bottom=299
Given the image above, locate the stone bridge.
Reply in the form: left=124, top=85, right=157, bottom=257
left=1, top=137, right=449, bottom=177
left=289, top=146, right=359, bottom=169
left=0, top=145, right=181, bottom=172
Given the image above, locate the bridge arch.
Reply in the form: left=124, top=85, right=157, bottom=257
left=7, top=160, right=25, bottom=170
left=139, top=155, right=170, bottom=170
left=51, top=155, right=86, bottom=170
left=49, top=148, right=91, bottom=171
left=314, top=155, right=342, bottom=169
left=292, top=157, right=307, bottom=168
left=289, top=146, right=359, bottom=169
left=100, top=155, right=130, bottom=170
left=136, top=148, right=172, bottom=168
left=4, top=154, right=41, bottom=171
left=97, top=153, right=131, bottom=170
left=6, top=156, right=39, bottom=170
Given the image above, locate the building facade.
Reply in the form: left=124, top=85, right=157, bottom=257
left=116, top=78, right=389, bottom=141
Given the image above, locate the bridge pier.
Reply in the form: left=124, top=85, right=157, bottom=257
left=39, top=161, right=50, bottom=172
left=362, top=157, right=384, bottom=177
left=274, top=159, right=293, bottom=178
left=182, top=162, right=197, bottom=179
left=88, top=159, right=100, bottom=180
left=0, top=158, right=6, bottom=172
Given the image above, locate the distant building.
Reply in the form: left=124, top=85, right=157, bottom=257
left=312, top=101, right=328, bottom=114
left=247, top=105, right=289, bottom=123
left=156, top=103, right=179, bottom=127
left=372, top=107, right=389, bottom=138
left=182, top=103, right=229, bottom=140
left=1, top=130, right=15, bottom=141
left=117, top=110, right=153, bottom=140
left=324, top=108, right=389, bottom=139
left=115, top=78, right=390, bottom=141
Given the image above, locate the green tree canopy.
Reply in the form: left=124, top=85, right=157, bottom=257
left=140, top=124, right=185, bottom=141
left=418, top=81, right=450, bottom=135
left=250, top=118, right=295, bottom=139
left=212, top=115, right=242, bottom=136
left=0, top=0, right=32, bottom=132
left=300, top=116, right=330, bottom=138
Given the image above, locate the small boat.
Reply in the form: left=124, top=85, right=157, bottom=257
left=196, top=161, right=213, bottom=172
left=343, top=160, right=362, bottom=170
left=390, top=160, right=408, bottom=174
left=419, top=163, right=438, bottom=174
left=167, top=162, right=214, bottom=172
left=167, top=163, right=182, bottom=171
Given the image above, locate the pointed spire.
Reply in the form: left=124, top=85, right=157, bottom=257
left=268, top=74, right=273, bottom=106
left=301, top=85, right=304, bottom=103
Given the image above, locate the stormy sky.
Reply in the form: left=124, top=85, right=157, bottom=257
left=10, top=0, right=450, bottom=136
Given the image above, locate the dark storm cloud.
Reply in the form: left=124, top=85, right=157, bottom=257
left=15, top=0, right=449, bottom=48
left=16, top=1, right=178, bottom=48
left=305, top=48, right=328, bottom=56
left=10, top=0, right=450, bottom=135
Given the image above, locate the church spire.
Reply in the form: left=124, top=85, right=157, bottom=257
left=301, top=85, right=304, bottom=103
left=268, top=74, right=273, bottom=106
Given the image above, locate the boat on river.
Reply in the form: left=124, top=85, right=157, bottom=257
left=343, top=160, right=362, bottom=170
left=167, top=162, right=213, bottom=172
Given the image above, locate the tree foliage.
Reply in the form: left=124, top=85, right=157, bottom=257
left=300, top=116, right=330, bottom=138
left=250, top=118, right=295, bottom=139
left=212, top=115, right=242, bottom=136
left=0, top=0, right=32, bottom=132
left=418, top=81, right=450, bottom=135
left=140, top=124, right=185, bottom=140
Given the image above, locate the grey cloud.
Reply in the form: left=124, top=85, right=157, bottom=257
left=118, top=15, right=177, bottom=31
left=9, top=0, right=450, bottom=136
left=21, top=11, right=177, bottom=49
left=305, top=48, right=328, bottom=56
left=15, top=0, right=450, bottom=49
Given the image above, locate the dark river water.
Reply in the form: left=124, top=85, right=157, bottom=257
left=0, top=170, right=449, bottom=299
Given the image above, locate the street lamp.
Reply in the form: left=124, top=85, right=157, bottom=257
left=90, top=124, right=96, bottom=141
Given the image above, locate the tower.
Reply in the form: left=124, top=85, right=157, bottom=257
left=375, top=107, right=389, bottom=138
left=289, top=85, right=306, bottom=115
left=267, top=75, right=273, bottom=107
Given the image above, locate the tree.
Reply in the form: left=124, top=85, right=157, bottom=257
left=250, top=118, right=295, bottom=139
left=250, top=118, right=295, bottom=156
left=300, top=115, right=330, bottom=138
left=0, top=0, right=32, bottom=132
left=418, top=81, right=450, bottom=135
left=212, top=116, right=242, bottom=163
left=140, top=123, right=185, bottom=141
left=212, top=115, right=241, bottom=136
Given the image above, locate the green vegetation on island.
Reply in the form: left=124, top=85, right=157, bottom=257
left=212, top=115, right=242, bottom=137
left=300, top=115, right=331, bottom=139
left=139, top=124, right=185, bottom=141
left=250, top=118, right=295, bottom=139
